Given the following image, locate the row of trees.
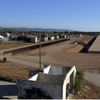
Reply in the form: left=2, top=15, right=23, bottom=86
left=0, top=30, right=100, bottom=36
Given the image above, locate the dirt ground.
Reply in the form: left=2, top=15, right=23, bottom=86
left=12, top=36, right=100, bottom=74
left=0, top=60, right=38, bottom=79
left=0, top=36, right=100, bottom=99
left=73, top=80, right=100, bottom=99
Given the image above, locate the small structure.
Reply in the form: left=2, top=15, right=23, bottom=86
left=6, top=33, right=10, bottom=37
left=77, top=34, right=82, bottom=37
left=10, top=35, right=18, bottom=40
left=62, top=35, right=67, bottom=38
left=50, top=36, right=55, bottom=41
left=0, top=35, right=9, bottom=42
left=41, top=37, right=48, bottom=42
left=27, top=35, right=38, bottom=43
left=0, top=35, right=4, bottom=41
left=3, top=37, right=9, bottom=42
left=18, top=35, right=27, bottom=41
left=17, top=65, right=76, bottom=99
left=55, top=35, right=59, bottom=39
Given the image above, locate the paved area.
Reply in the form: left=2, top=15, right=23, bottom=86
left=0, top=81, right=17, bottom=99
left=84, top=72, right=100, bottom=87
left=0, top=54, right=43, bottom=69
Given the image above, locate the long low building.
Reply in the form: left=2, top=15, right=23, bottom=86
left=88, top=35, right=100, bottom=53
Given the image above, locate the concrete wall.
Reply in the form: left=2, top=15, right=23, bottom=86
left=55, top=36, right=59, bottom=39
left=37, top=73, right=65, bottom=83
left=63, top=76, right=70, bottom=99
left=29, top=70, right=43, bottom=78
left=50, top=36, right=55, bottom=41
left=44, top=37, right=48, bottom=42
left=44, top=65, right=71, bottom=75
left=63, top=66, right=76, bottom=99
left=17, top=65, right=76, bottom=99
left=43, top=65, right=51, bottom=74
left=17, top=79, right=62, bottom=99
left=31, top=37, right=37, bottom=43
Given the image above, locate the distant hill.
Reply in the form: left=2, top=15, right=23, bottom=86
left=0, top=27, right=73, bottom=32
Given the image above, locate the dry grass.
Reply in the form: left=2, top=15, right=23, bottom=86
left=0, top=60, right=38, bottom=79
left=73, top=80, right=100, bottom=99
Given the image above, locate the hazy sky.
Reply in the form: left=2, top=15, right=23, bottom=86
left=0, top=0, right=100, bottom=31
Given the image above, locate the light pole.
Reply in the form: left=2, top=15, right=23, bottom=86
left=39, top=33, right=41, bottom=70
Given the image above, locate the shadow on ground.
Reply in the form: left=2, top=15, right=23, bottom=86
left=0, top=84, right=17, bottom=99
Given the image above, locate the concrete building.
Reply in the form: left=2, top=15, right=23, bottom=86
left=0, top=35, right=9, bottom=42
left=6, top=33, right=10, bottom=37
left=26, top=35, right=38, bottom=43
left=10, top=35, right=18, bottom=40
left=62, top=35, right=67, bottom=38
left=17, top=65, right=76, bottom=99
left=50, top=36, right=55, bottom=41
left=31, top=37, right=37, bottom=43
left=55, top=35, right=59, bottom=39
left=0, top=35, right=4, bottom=41
left=41, top=37, right=48, bottom=42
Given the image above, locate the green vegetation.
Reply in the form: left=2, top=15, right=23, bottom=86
left=0, top=30, right=100, bottom=36
left=0, top=41, right=31, bottom=49
left=21, top=87, right=52, bottom=99
left=73, top=70, right=84, bottom=92
left=0, top=74, right=15, bottom=82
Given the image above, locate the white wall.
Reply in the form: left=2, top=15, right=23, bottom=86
left=44, top=37, right=48, bottom=42
left=50, top=36, right=55, bottom=41
left=31, top=37, right=37, bottom=43
left=63, top=66, right=76, bottom=99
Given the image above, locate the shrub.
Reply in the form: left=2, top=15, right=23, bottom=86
left=0, top=74, right=15, bottom=82
left=76, top=70, right=84, bottom=81
left=73, top=70, right=84, bottom=92
left=21, top=87, right=52, bottom=99
left=73, top=78, right=81, bottom=92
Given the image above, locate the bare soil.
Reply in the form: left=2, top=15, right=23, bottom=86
left=73, top=80, right=100, bottom=99
left=0, top=60, right=38, bottom=79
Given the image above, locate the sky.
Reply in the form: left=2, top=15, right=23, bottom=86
left=0, top=0, right=100, bottom=31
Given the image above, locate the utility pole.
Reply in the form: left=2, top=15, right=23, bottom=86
left=39, top=33, right=41, bottom=70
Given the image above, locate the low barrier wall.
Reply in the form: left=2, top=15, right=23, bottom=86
left=3, top=38, right=70, bottom=55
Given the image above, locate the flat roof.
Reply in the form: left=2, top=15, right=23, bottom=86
left=88, top=35, right=100, bottom=53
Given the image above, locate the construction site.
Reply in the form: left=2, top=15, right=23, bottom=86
left=0, top=36, right=100, bottom=99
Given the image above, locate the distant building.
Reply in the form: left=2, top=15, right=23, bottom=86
left=77, top=34, right=82, bottom=37
left=41, top=37, right=48, bottom=42
left=62, top=35, right=67, bottom=38
left=0, top=35, right=4, bottom=41
left=55, top=35, right=59, bottom=39
left=6, top=33, right=10, bottom=37
left=18, top=35, right=27, bottom=41
left=10, top=35, right=18, bottom=40
left=26, top=35, right=37, bottom=43
left=50, top=36, right=55, bottom=41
